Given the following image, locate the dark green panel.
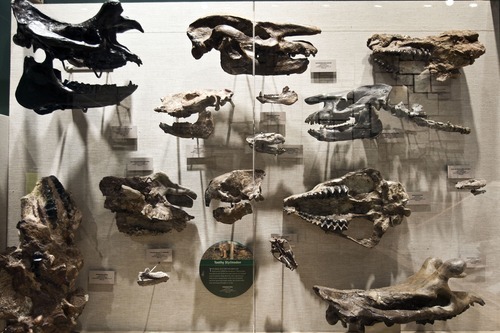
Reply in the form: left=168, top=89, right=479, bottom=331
left=0, top=1, right=11, bottom=116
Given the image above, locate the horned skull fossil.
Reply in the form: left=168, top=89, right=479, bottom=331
left=99, top=172, right=197, bottom=235
left=305, top=84, right=470, bottom=142
left=246, top=132, right=286, bottom=155
left=283, top=168, right=411, bottom=248
left=314, top=257, right=485, bottom=329
left=187, top=15, right=321, bottom=75
left=154, top=89, right=234, bottom=139
left=367, top=30, right=485, bottom=81
left=205, top=169, right=265, bottom=224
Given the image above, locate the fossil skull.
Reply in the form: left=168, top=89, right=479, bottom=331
left=257, top=86, right=298, bottom=105
left=270, top=237, right=298, bottom=271
left=314, top=257, right=485, bottom=329
left=205, top=169, right=265, bottom=224
left=283, top=168, right=411, bottom=248
left=187, top=15, right=321, bottom=75
left=154, top=89, right=234, bottom=139
left=99, top=172, right=197, bottom=235
left=246, top=132, right=286, bottom=155
left=367, top=30, right=485, bottom=81
left=455, top=178, right=487, bottom=196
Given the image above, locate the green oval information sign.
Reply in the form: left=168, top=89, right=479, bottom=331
left=199, top=240, right=254, bottom=298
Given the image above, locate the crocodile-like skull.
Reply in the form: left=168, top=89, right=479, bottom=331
left=154, top=89, right=233, bottom=139
left=367, top=30, right=486, bottom=81
left=187, top=15, right=321, bottom=75
left=283, top=168, right=411, bottom=248
left=314, top=257, right=485, bottom=329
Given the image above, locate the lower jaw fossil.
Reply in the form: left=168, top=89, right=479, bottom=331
left=15, top=56, right=137, bottom=115
left=159, top=110, right=215, bottom=139
left=213, top=202, right=253, bottom=224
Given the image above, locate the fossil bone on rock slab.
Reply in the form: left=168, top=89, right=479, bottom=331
left=283, top=168, right=411, bottom=248
left=455, top=178, right=487, bottom=195
left=99, top=172, right=197, bottom=235
left=137, top=266, right=170, bottom=286
left=0, top=176, right=88, bottom=333
left=314, top=257, right=484, bottom=329
left=187, top=15, right=321, bottom=75
left=257, top=86, right=298, bottom=105
left=205, top=169, right=265, bottom=224
left=12, top=0, right=143, bottom=71
left=154, top=89, right=234, bottom=139
left=246, top=132, right=286, bottom=155
left=367, top=30, right=485, bottom=81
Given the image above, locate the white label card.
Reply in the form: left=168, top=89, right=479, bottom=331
left=146, top=248, right=173, bottom=263
left=111, top=126, right=137, bottom=139
left=407, top=192, right=430, bottom=206
left=447, top=165, right=472, bottom=179
left=89, top=270, right=115, bottom=285
left=127, top=157, right=153, bottom=172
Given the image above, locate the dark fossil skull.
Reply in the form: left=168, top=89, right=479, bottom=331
left=187, top=15, right=321, bottom=75
left=283, top=168, right=411, bottom=248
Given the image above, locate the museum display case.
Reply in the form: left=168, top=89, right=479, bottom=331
left=2, top=0, right=499, bottom=332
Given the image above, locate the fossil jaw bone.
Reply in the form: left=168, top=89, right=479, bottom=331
left=314, top=257, right=485, bottom=329
left=283, top=168, right=411, bottom=248
left=257, top=86, right=298, bottom=105
left=187, top=15, right=321, bottom=75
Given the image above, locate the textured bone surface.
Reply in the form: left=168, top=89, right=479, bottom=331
left=246, top=132, right=286, bottom=155
left=0, top=176, right=88, bottom=333
left=367, top=30, right=485, bottom=81
left=154, top=89, right=233, bottom=139
left=270, top=237, right=298, bottom=271
left=314, top=257, right=484, bottom=329
left=137, top=266, right=170, bottom=286
left=283, top=168, right=411, bottom=248
left=205, top=169, right=265, bottom=223
left=99, top=172, right=197, bottom=235
left=12, top=0, right=143, bottom=71
left=257, top=86, right=298, bottom=105
left=455, top=178, right=487, bottom=195
left=187, top=15, right=321, bottom=75
left=305, top=84, right=470, bottom=141
left=16, top=56, right=137, bottom=114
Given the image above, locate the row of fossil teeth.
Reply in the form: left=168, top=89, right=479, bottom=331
left=292, top=211, right=349, bottom=231
left=322, top=118, right=356, bottom=130
left=302, top=185, right=349, bottom=199
left=374, top=47, right=432, bottom=58
left=371, top=57, right=398, bottom=73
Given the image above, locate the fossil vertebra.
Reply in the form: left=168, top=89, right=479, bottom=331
left=154, top=89, right=234, bottom=139
left=270, top=237, right=298, bottom=271
left=314, top=257, right=484, bottom=329
left=205, top=169, right=265, bottom=224
left=283, top=168, right=411, bottom=248
left=137, top=266, right=170, bottom=286
left=305, top=84, right=470, bottom=142
left=367, top=30, right=485, bottom=81
left=257, top=86, right=298, bottom=105
left=0, top=176, right=88, bottom=333
left=12, top=0, right=143, bottom=71
left=187, top=15, right=320, bottom=75
left=246, top=132, right=286, bottom=155
left=99, top=172, right=197, bottom=235
left=455, top=178, right=487, bottom=196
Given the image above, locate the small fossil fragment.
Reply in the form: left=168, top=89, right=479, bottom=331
left=187, top=15, right=320, bottom=75
left=257, top=86, right=298, bottom=105
left=137, top=266, right=170, bottom=286
left=314, top=257, right=484, bottom=329
left=154, top=89, right=233, bottom=139
left=205, top=169, right=265, bottom=224
left=270, top=237, right=298, bottom=271
left=455, top=178, right=487, bottom=195
left=246, top=132, right=286, bottom=155
left=283, top=168, right=411, bottom=248
left=99, top=172, right=197, bottom=235
left=367, top=30, right=485, bottom=81
left=0, top=176, right=87, bottom=333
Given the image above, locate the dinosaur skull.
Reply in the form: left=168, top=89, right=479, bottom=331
left=314, top=257, right=485, bottom=329
left=99, top=172, right=197, bottom=235
left=305, top=84, right=390, bottom=142
left=283, top=168, right=411, bottom=248
left=367, top=30, right=486, bottom=81
left=246, top=132, right=286, bottom=155
left=154, top=89, right=233, bottom=139
left=205, top=169, right=265, bottom=224
left=187, top=15, right=321, bottom=75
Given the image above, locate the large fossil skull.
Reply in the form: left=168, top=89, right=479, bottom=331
left=314, top=257, right=485, bottom=329
left=187, top=15, right=321, bottom=75
left=99, top=172, right=197, bottom=235
left=367, top=30, right=485, bottom=81
left=305, top=84, right=470, bottom=142
left=154, top=89, right=234, bottom=139
left=205, top=169, right=265, bottom=224
left=12, top=0, right=143, bottom=71
left=283, top=168, right=411, bottom=248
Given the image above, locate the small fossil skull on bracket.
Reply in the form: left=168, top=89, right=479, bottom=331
left=246, top=132, right=286, bottom=155
left=154, top=89, right=234, bottom=139
left=270, top=237, right=298, bottom=271
left=283, top=168, right=411, bottom=248
left=205, top=169, right=266, bottom=224
left=257, top=86, right=298, bottom=105
left=187, top=15, right=321, bottom=75
left=455, top=178, right=487, bottom=196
